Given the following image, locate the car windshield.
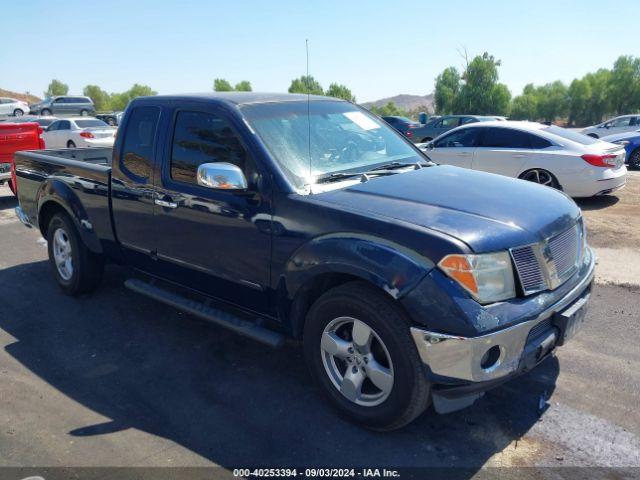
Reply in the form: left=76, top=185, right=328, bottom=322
left=241, top=100, right=422, bottom=189
left=543, top=125, right=600, bottom=145
left=74, top=119, right=108, bottom=128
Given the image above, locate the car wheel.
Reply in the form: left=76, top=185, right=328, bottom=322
left=421, top=137, right=432, bottom=143
left=13, top=109, right=24, bottom=117
left=303, top=281, right=430, bottom=431
left=67, top=140, right=76, bottom=148
left=587, top=133, right=598, bottom=139
left=629, top=148, right=640, bottom=170
left=519, top=169, right=560, bottom=189
left=41, top=109, right=52, bottom=116
left=47, top=212, right=104, bottom=295
left=80, top=110, right=89, bottom=117
left=107, top=117, right=116, bottom=126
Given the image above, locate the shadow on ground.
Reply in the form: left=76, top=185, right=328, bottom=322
left=575, top=195, right=619, bottom=211
left=0, top=260, right=559, bottom=471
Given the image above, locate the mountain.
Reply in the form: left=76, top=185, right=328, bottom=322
left=0, top=88, right=41, bottom=105
left=361, top=93, right=435, bottom=114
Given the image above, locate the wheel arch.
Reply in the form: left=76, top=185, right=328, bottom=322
left=37, top=180, right=103, bottom=254
left=279, top=234, right=433, bottom=338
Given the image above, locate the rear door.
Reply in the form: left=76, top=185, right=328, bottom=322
left=472, top=127, right=536, bottom=177
left=431, top=116, right=461, bottom=138
left=56, top=120, right=71, bottom=147
left=152, top=105, right=272, bottom=313
left=428, top=126, right=480, bottom=168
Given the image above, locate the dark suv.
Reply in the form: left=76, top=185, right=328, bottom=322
left=29, top=96, right=95, bottom=117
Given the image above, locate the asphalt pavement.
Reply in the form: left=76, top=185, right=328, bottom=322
left=0, top=185, right=638, bottom=476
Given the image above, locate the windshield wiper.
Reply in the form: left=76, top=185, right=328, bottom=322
left=315, top=172, right=366, bottom=184
left=366, top=161, right=423, bottom=173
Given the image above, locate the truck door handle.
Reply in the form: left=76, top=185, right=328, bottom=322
left=155, top=199, right=178, bottom=209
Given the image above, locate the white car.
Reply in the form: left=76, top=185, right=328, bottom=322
left=42, top=118, right=116, bottom=148
left=581, top=114, right=639, bottom=138
left=420, top=121, right=627, bottom=197
left=0, top=97, right=29, bottom=117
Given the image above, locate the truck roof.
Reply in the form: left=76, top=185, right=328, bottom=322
left=132, top=92, right=339, bottom=106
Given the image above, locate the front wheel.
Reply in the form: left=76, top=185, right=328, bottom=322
left=40, top=109, right=52, bottom=116
left=47, top=213, right=104, bottom=295
left=628, top=148, right=640, bottom=170
left=80, top=109, right=89, bottom=116
left=303, top=282, right=430, bottom=431
left=67, top=140, right=76, bottom=148
left=13, top=109, right=24, bottom=117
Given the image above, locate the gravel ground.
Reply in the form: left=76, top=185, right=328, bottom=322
left=0, top=180, right=638, bottom=477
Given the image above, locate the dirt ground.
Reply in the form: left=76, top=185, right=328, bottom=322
left=577, top=170, right=640, bottom=249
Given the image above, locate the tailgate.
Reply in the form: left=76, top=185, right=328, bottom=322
left=0, top=123, right=42, bottom=163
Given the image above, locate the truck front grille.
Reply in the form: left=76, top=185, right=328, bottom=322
left=548, top=223, right=581, bottom=283
left=511, top=245, right=546, bottom=294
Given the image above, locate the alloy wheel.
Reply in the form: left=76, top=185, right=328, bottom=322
left=320, top=316, right=394, bottom=407
left=521, top=169, right=557, bottom=188
left=52, top=228, right=73, bottom=281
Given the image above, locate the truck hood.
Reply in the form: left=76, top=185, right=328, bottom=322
left=312, top=165, right=581, bottom=252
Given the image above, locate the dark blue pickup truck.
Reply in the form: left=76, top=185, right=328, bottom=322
left=14, top=93, right=595, bottom=430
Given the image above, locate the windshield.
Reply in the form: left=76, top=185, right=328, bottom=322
left=241, top=101, right=422, bottom=188
left=74, top=119, right=108, bottom=128
left=543, top=125, right=600, bottom=145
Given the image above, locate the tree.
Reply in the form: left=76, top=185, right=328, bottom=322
left=434, top=67, right=460, bottom=114
left=234, top=80, right=252, bottom=92
left=608, top=55, right=640, bottom=114
left=456, top=52, right=511, bottom=115
left=535, top=81, right=569, bottom=122
left=83, top=85, right=111, bottom=111
left=44, top=79, right=68, bottom=98
left=510, top=91, right=538, bottom=120
left=326, top=83, right=355, bottom=102
left=567, top=78, right=592, bottom=126
left=109, top=84, right=157, bottom=111
left=369, top=101, right=406, bottom=117
left=288, top=75, right=324, bottom=95
left=213, top=79, right=234, bottom=92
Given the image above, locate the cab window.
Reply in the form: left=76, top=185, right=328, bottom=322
left=434, top=128, right=479, bottom=148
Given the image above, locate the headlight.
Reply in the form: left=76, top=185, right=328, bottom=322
left=438, top=252, right=516, bottom=304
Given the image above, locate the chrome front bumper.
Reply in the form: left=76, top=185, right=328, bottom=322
left=410, top=247, right=595, bottom=383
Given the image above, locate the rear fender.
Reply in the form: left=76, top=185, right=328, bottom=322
left=36, top=179, right=103, bottom=254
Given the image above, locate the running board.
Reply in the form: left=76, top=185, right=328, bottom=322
left=124, top=278, right=285, bottom=348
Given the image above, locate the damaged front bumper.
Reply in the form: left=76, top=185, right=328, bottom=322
left=410, top=247, right=595, bottom=413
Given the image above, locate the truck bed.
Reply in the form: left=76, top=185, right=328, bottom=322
left=14, top=147, right=114, bottom=245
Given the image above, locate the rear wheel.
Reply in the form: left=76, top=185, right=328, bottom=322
left=107, top=117, right=116, bottom=126
left=628, top=148, right=640, bottom=170
left=13, top=109, right=23, bottom=117
left=41, top=109, right=52, bottom=116
left=80, top=109, right=89, bottom=116
left=303, top=282, right=430, bottom=431
left=46, top=212, right=103, bottom=295
left=67, top=140, right=76, bottom=148
left=519, top=169, right=560, bottom=189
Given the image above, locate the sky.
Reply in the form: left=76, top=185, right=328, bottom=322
left=2, top=0, right=639, bottom=103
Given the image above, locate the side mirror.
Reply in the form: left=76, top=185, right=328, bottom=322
left=197, top=162, right=247, bottom=190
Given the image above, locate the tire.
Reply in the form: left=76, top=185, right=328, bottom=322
left=41, top=109, right=52, bottom=116
left=67, top=140, right=76, bottom=148
left=107, top=117, right=116, bottom=126
left=519, top=168, right=560, bottom=189
left=628, top=148, right=640, bottom=170
left=80, top=109, right=89, bottom=117
left=421, top=137, right=433, bottom=143
left=46, top=212, right=103, bottom=295
left=13, top=109, right=24, bottom=117
left=587, top=133, right=598, bottom=139
left=303, top=281, right=430, bottom=431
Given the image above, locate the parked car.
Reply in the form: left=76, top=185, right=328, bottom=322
left=0, top=122, right=45, bottom=194
left=601, top=129, right=640, bottom=169
left=9, top=115, right=58, bottom=130
left=29, top=96, right=95, bottom=117
left=14, top=93, right=595, bottom=430
left=381, top=116, right=423, bottom=140
left=96, top=112, right=124, bottom=126
left=581, top=114, right=640, bottom=138
left=420, top=121, right=627, bottom=197
left=0, top=97, right=29, bottom=117
left=412, top=115, right=499, bottom=143
left=41, top=118, right=115, bottom=148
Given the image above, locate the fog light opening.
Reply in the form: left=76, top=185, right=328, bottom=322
left=481, top=345, right=502, bottom=370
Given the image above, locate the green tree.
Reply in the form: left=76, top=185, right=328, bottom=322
left=288, top=75, right=324, bottom=95
left=456, top=52, right=511, bottom=115
left=234, top=80, right=252, bottom=92
left=44, top=79, right=69, bottom=98
left=510, top=92, right=538, bottom=120
left=535, top=81, right=569, bottom=122
left=585, top=69, right=612, bottom=124
left=326, top=83, right=355, bottom=102
left=109, top=84, right=157, bottom=111
left=434, top=67, right=460, bottom=114
left=83, top=85, right=111, bottom=111
left=567, top=78, right=592, bottom=126
left=213, top=78, right=234, bottom=92
left=369, top=101, right=406, bottom=117
left=608, top=55, right=640, bottom=114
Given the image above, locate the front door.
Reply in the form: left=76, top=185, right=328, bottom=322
left=152, top=107, right=272, bottom=314
left=429, top=126, right=479, bottom=168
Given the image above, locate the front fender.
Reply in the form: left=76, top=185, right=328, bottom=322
left=283, top=233, right=434, bottom=301
left=36, top=179, right=103, bottom=254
